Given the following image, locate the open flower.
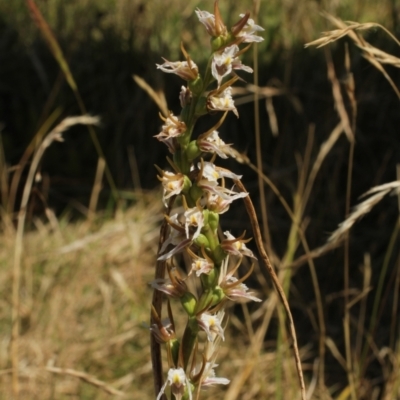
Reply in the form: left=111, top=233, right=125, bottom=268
left=199, top=161, right=242, bottom=182
left=208, top=86, right=238, bottom=117
left=198, top=179, right=246, bottom=202
left=157, top=59, right=199, bottom=81
left=184, top=206, right=205, bottom=240
left=198, top=310, right=225, bottom=342
left=151, top=266, right=188, bottom=298
left=158, top=206, right=206, bottom=261
left=200, top=362, right=230, bottom=387
left=191, top=336, right=230, bottom=388
left=196, top=162, right=246, bottom=202
left=218, top=257, right=261, bottom=302
left=155, top=112, right=187, bottom=141
left=221, top=231, right=256, bottom=259
left=233, top=13, right=264, bottom=43
left=221, top=276, right=261, bottom=303
left=212, top=45, right=253, bottom=86
left=158, top=214, right=192, bottom=261
left=197, top=130, right=233, bottom=159
left=158, top=171, right=187, bottom=206
left=150, top=317, right=176, bottom=344
left=188, top=248, right=214, bottom=277
left=195, top=2, right=227, bottom=37
left=157, top=368, right=192, bottom=400
left=205, top=191, right=247, bottom=214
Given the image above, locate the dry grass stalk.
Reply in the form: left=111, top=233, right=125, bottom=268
left=150, top=198, right=173, bottom=400
left=1, top=187, right=161, bottom=398
left=234, top=125, right=334, bottom=394
left=266, top=97, right=279, bottom=137
left=234, top=179, right=307, bottom=400
left=88, top=157, right=106, bottom=220
left=328, top=180, right=400, bottom=244
left=11, top=115, right=99, bottom=399
left=45, top=366, right=125, bottom=397
left=325, top=51, right=354, bottom=142
left=305, top=13, right=400, bottom=98
left=304, top=20, right=400, bottom=49
left=133, top=74, right=169, bottom=117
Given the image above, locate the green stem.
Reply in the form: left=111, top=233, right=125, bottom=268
left=181, top=317, right=199, bottom=369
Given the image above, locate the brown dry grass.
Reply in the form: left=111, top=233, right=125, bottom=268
left=1, top=3, right=400, bottom=400
left=0, top=191, right=163, bottom=399
left=0, top=190, right=310, bottom=399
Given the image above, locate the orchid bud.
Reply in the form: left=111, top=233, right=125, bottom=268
left=200, top=267, right=218, bottom=289
left=188, top=76, right=204, bottom=96
left=194, top=233, right=210, bottom=249
left=186, top=140, right=201, bottom=162
left=211, top=286, right=225, bottom=306
left=181, top=292, right=197, bottom=316
left=208, top=211, right=219, bottom=231
left=211, top=36, right=226, bottom=52
left=189, top=183, right=205, bottom=202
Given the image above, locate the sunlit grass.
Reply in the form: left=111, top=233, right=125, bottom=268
left=0, top=193, right=162, bottom=399
left=0, top=0, right=400, bottom=399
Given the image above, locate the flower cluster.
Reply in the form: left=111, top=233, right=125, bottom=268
left=152, top=3, right=264, bottom=399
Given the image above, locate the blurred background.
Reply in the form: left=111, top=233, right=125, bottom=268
left=0, top=0, right=400, bottom=399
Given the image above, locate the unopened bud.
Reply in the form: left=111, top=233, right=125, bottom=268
left=189, top=183, right=204, bottom=203
left=211, top=286, right=225, bottom=306
left=181, top=292, right=197, bottom=316
left=211, top=36, right=226, bottom=52
left=211, top=244, right=226, bottom=264
left=188, top=76, right=204, bottom=96
left=194, top=233, right=210, bottom=249
left=208, top=211, right=219, bottom=231
left=186, top=140, right=201, bottom=162
left=200, top=267, right=218, bottom=289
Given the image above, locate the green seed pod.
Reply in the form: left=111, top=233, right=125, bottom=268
left=196, top=289, right=214, bottom=313
left=211, top=36, right=225, bottom=52
left=189, top=183, right=205, bottom=203
left=188, top=76, right=203, bottom=96
left=208, top=211, right=219, bottom=231
left=200, top=267, right=218, bottom=289
left=211, top=244, right=227, bottom=265
left=194, top=233, right=210, bottom=249
left=186, top=140, right=201, bottom=162
left=181, top=292, right=197, bottom=316
left=182, top=384, right=194, bottom=400
left=211, top=286, right=225, bottom=306
left=182, top=175, right=193, bottom=193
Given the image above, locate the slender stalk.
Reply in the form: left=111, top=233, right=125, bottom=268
left=344, top=139, right=356, bottom=400
left=252, top=0, right=270, bottom=251
left=234, top=179, right=307, bottom=400
left=11, top=116, right=98, bottom=399
left=150, top=198, right=175, bottom=399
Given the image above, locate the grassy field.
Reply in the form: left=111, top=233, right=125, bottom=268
left=1, top=0, right=400, bottom=399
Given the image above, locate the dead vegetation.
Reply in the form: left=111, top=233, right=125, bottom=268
left=0, top=1, right=400, bottom=399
